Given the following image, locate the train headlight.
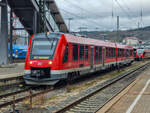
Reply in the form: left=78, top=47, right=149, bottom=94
left=49, top=61, right=52, bottom=65
left=29, top=61, right=33, bottom=64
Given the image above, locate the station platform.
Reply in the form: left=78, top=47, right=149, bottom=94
left=97, top=67, right=150, bottom=113
left=0, top=63, right=24, bottom=80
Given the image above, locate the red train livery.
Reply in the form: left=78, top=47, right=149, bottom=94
left=135, top=48, right=150, bottom=60
left=24, top=32, right=134, bottom=85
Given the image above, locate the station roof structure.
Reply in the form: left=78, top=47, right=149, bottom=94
left=7, top=0, right=69, bottom=35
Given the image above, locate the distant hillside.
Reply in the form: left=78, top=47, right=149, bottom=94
left=77, top=26, right=150, bottom=42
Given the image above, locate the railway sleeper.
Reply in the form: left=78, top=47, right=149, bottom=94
left=69, top=108, right=95, bottom=113
left=76, top=104, right=100, bottom=108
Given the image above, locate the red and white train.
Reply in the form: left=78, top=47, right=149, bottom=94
left=24, top=32, right=134, bottom=85
left=135, top=48, right=150, bottom=60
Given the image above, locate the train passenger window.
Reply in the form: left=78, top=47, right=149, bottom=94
left=121, top=49, right=123, bottom=57
left=110, top=48, right=112, bottom=57
left=85, top=46, right=88, bottom=60
left=63, top=44, right=68, bottom=63
left=106, top=48, right=109, bottom=58
left=80, top=45, right=84, bottom=60
left=73, top=44, right=78, bottom=61
left=95, top=46, right=99, bottom=63
left=130, top=50, right=133, bottom=56
left=99, top=47, right=102, bottom=61
left=126, top=49, right=129, bottom=57
left=109, top=48, right=111, bottom=58
left=118, top=49, right=120, bottom=57
left=113, top=48, right=116, bottom=57
left=108, top=48, right=111, bottom=58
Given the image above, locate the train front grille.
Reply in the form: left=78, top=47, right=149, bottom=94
left=31, top=67, right=50, bottom=79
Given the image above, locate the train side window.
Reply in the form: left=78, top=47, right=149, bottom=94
left=85, top=46, right=88, bottom=60
left=130, top=50, right=133, bottom=56
left=80, top=45, right=84, bottom=60
left=108, top=48, right=111, bottom=58
left=106, top=48, right=108, bottom=58
left=73, top=44, right=78, bottom=61
left=127, top=49, right=129, bottom=57
left=110, top=48, right=112, bottom=57
left=63, top=44, right=68, bottom=63
left=113, top=48, right=115, bottom=57
left=99, top=47, right=102, bottom=61
left=95, top=46, right=99, bottom=63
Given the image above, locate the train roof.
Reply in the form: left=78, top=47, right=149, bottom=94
left=64, top=34, right=116, bottom=48
left=33, top=33, right=133, bottom=49
left=64, top=34, right=133, bottom=49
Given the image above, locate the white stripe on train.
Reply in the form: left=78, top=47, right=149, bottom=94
left=24, top=59, right=133, bottom=75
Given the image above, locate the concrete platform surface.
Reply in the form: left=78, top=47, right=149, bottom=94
left=97, top=68, right=150, bottom=113
left=0, top=63, right=24, bottom=79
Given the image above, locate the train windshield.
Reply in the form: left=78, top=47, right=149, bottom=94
left=31, top=39, right=57, bottom=56
left=137, top=49, right=144, bottom=55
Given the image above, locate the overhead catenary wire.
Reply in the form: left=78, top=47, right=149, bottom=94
left=62, top=0, right=113, bottom=25
left=114, top=0, right=138, bottom=28
left=60, top=8, right=102, bottom=30
left=60, top=8, right=113, bottom=31
left=115, top=0, right=132, bottom=19
left=63, top=0, right=104, bottom=19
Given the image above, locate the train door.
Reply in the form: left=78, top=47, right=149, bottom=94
left=90, top=46, right=94, bottom=69
left=102, top=47, right=105, bottom=67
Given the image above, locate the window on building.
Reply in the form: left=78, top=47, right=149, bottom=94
left=80, top=45, right=84, bottom=60
left=73, top=44, right=78, bottom=61
left=63, top=44, right=68, bottom=63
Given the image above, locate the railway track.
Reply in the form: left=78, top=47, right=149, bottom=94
left=0, top=76, right=24, bottom=92
left=0, top=85, right=54, bottom=109
left=0, top=61, right=149, bottom=112
left=52, top=62, right=150, bottom=113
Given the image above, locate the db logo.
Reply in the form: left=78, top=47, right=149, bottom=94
left=38, top=62, right=42, bottom=65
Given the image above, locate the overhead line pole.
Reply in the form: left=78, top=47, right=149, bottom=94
left=10, top=8, right=13, bottom=63
left=117, top=16, right=119, bottom=42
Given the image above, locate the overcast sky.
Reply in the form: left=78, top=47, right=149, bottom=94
left=55, top=0, right=150, bottom=31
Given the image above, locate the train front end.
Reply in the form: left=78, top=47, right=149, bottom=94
left=136, top=49, right=144, bottom=60
left=24, top=33, right=63, bottom=85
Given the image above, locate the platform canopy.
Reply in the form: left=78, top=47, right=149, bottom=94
left=7, top=0, right=69, bottom=35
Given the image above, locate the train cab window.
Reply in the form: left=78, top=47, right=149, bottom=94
left=31, top=38, right=57, bottom=58
left=80, top=45, right=85, bottom=60
left=73, top=44, right=78, bottom=61
left=63, top=44, right=68, bottom=63
left=99, top=47, right=102, bottom=61
left=85, top=46, right=88, bottom=60
left=95, top=46, right=99, bottom=63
